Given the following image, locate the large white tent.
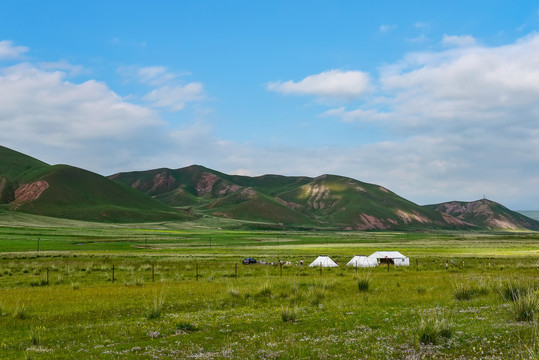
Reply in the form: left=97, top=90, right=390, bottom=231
left=346, top=255, right=378, bottom=268
left=368, top=251, right=409, bottom=266
left=309, top=255, right=338, bottom=268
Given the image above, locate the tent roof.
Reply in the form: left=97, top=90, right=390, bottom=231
left=346, top=255, right=377, bottom=267
left=309, top=255, right=338, bottom=267
left=368, top=251, right=407, bottom=259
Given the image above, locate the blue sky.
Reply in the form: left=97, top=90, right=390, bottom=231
left=1, top=0, right=539, bottom=209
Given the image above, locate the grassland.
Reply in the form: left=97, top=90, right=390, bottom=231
left=1, top=212, right=539, bottom=359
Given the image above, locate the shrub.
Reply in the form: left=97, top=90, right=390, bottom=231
left=281, top=305, right=297, bottom=322
left=418, top=317, right=453, bottom=344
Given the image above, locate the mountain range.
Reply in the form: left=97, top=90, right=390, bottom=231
left=1, top=145, right=538, bottom=231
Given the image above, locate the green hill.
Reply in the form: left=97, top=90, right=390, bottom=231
left=3, top=145, right=536, bottom=230
left=0, top=146, right=190, bottom=222
left=110, top=166, right=470, bottom=230
left=425, top=199, right=539, bottom=231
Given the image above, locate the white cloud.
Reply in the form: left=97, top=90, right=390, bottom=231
left=306, top=34, right=539, bottom=208
left=379, top=24, right=397, bottom=33
left=136, top=66, right=176, bottom=85
left=0, top=40, right=28, bottom=60
left=267, top=69, right=372, bottom=100
left=144, top=83, right=205, bottom=111
left=441, top=34, right=477, bottom=47
left=322, top=107, right=389, bottom=123
left=0, top=62, right=166, bottom=173
left=38, top=60, right=85, bottom=76
left=381, top=33, right=539, bottom=126
left=118, top=65, right=205, bottom=111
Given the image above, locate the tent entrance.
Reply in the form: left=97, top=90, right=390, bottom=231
left=379, top=258, right=394, bottom=265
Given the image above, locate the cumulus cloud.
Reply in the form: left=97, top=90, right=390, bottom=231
left=0, top=40, right=28, bottom=60
left=308, top=34, right=539, bottom=208
left=0, top=61, right=167, bottom=173
left=381, top=33, right=539, bottom=128
left=267, top=69, right=372, bottom=100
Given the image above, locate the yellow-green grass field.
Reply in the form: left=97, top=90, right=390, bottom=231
left=1, top=213, right=539, bottom=359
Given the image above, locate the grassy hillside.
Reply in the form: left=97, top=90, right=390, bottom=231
left=0, top=146, right=190, bottom=223
left=110, top=167, right=470, bottom=230
left=0, top=146, right=51, bottom=203
left=426, top=199, right=539, bottom=231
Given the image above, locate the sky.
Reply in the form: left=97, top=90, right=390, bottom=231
left=1, top=1, right=539, bottom=210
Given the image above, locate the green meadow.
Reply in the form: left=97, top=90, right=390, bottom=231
left=1, top=212, right=539, bottom=359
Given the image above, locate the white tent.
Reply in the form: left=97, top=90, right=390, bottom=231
left=309, top=255, right=338, bottom=268
left=368, top=251, right=409, bottom=266
left=346, top=255, right=377, bottom=267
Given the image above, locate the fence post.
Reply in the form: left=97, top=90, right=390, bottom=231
left=196, top=263, right=199, bottom=281
left=46, top=268, right=49, bottom=285
left=112, top=265, right=115, bottom=283
left=446, top=259, right=448, bottom=270
left=152, top=264, right=155, bottom=282
left=416, top=259, right=418, bottom=270
left=280, top=262, right=283, bottom=277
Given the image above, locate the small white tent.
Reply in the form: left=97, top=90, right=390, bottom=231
left=368, top=251, right=409, bottom=266
left=346, top=255, right=377, bottom=268
left=309, top=255, right=338, bottom=268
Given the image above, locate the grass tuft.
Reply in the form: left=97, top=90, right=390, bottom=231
left=13, top=302, right=29, bottom=320
left=256, top=282, right=272, bottom=298
left=281, top=305, right=298, bottom=322
left=498, top=279, right=531, bottom=302
left=357, top=272, right=373, bottom=293
left=29, top=326, right=42, bottom=346
left=418, top=316, right=453, bottom=344
left=176, top=321, right=199, bottom=332
left=511, top=291, right=539, bottom=322
left=146, top=287, right=167, bottom=320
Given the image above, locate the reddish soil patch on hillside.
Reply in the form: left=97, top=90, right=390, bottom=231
left=196, top=173, right=219, bottom=195
left=357, top=213, right=389, bottom=230
left=14, top=180, right=49, bottom=202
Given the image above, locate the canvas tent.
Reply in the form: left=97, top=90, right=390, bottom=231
left=346, top=255, right=377, bottom=268
left=368, top=251, right=409, bottom=266
left=309, top=256, right=338, bottom=268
